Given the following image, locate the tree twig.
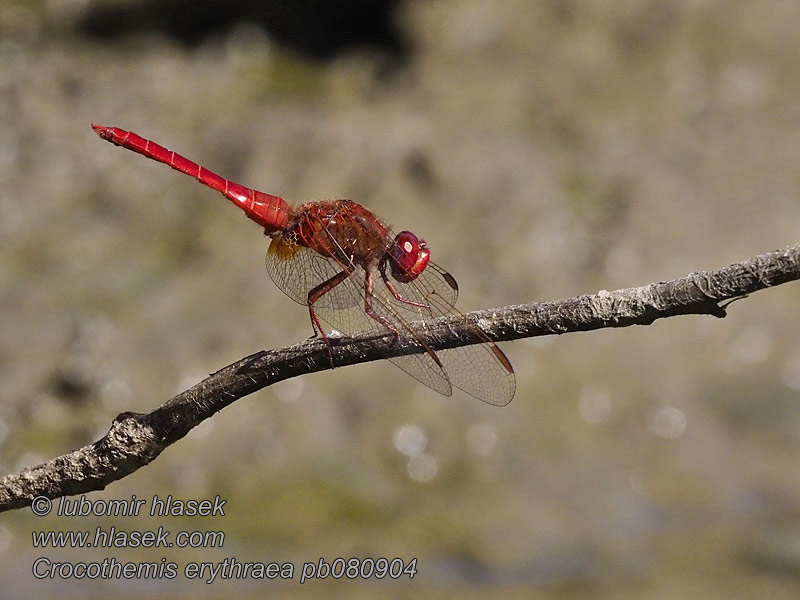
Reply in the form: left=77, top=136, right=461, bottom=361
left=1, top=242, right=798, bottom=513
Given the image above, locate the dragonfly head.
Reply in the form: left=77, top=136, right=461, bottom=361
left=388, top=231, right=430, bottom=283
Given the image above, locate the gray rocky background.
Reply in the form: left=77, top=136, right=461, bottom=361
left=1, top=0, right=800, bottom=597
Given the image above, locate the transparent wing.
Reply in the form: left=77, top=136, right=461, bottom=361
left=266, top=237, right=359, bottom=310
left=265, top=236, right=515, bottom=406
left=266, top=241, right=453, bottom=396
left=387, top=263, right=515, bottom=406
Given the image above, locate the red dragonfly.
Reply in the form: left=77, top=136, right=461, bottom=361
left=92, top=124, right=515, bottom=406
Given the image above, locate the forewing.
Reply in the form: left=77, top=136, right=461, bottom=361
left=435, top=344, right=515, bottom=406
left=384, top=263, right=516, bottom=406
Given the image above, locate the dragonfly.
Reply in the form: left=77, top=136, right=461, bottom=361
left=92, top=124, right=515, bottom=406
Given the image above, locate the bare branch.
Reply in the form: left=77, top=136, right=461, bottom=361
left=1, top=242, right=798, bottom=513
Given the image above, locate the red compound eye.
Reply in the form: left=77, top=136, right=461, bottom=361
left=389, top=231, right=430, bottom=283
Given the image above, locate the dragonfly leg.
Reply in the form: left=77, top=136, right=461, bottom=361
left=361, top=269, right=402, bottom=337
left=364, top=272, right=445, bottom=367
left=379, top=263, right=432, bottom=313
left=307, top=269, right=352, bottom=366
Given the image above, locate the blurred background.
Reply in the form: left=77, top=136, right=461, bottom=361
left=1, top=0, right=800, bottom=597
